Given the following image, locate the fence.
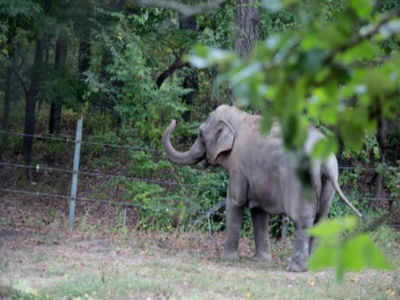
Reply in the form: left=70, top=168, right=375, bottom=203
left=0, top=119, right=217, bottom=233
left=0, top=119, right=399, bottom=234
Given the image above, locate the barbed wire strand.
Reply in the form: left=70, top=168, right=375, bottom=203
left=0, top=130, right=161, bottom=154
left=2, top=130, right=400, bottom=170
left=0, top=188, right=208, bottom=215
left=0, top=161, right=199, bottom=186
left=1, top=161, right=398, bottom=192
left=2, top=188, right=145, bottom=209
left=1, top=187, right=397, bottom=233
left=1, top=158, right=398, bottom=176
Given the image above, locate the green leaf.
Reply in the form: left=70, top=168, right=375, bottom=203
left=298, top=49, right=326, bottom=73
left=336, top=234, right=393, bottom=281
left=187, top=45, right=235, bottom=69
left=308, top=216, right=357, bottom=238
left=308, top=243, right=337, bottom=271
left=338, top=41, right=381, bottom=63
left=349, top=0, right=374, bottom=19
left=342, top=234, right=392, bottom=271
left=311, top=137, right=338, bottom=159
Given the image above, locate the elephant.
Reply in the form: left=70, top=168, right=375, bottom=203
left=162, top=105, right=362, bottom=272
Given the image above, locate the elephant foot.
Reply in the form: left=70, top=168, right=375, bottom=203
left=287, top=257, right=307, bottom=272
left=223, top=250, right=240, bottom=261
left=253, top=252, right=272, bottom=263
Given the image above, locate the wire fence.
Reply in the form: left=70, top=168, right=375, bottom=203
left=0, top=121, right=398, bottom=233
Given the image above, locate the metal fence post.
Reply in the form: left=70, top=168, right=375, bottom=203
left=69, top=117, right=83, bottom=230
left=122, top=205, right=127, bottom=228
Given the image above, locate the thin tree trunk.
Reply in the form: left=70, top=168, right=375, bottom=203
left=23, top=38, right=45, bottom=178
left=79, top=38, right=90, bottom=82
left=49, top=32, right=68, bottom=134
left=375, top=118, right=387, bottom=209
left=231, top=0, right=259, bottom=105
left=22, top=0, right=50, bottom=178
left=0, top=62, right=12, bottom=161
left=182, top=70, right=198, bottom=122
left=179, top=14, right=198, bottom=121
left=78, top=34, right=91, bottom=106
left=1, top=19, right=16, bottom=161
left=234, top=0, right=259, bottom=58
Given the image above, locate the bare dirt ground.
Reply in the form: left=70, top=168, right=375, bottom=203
left=0, top=195, right=399, bottom=299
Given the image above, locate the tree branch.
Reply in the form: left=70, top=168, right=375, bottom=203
left=156, top=56, right=189, bottom=88
left=130, top=0, right=227, bottom=16
left=324, top=8, right=400, bottom=64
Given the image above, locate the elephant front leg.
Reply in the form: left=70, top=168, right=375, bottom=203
left=288, top=219, right=313, bottom=272
left=224, top=202, right=243, bottom=260
left=223, top=171, right=247, bottom=261
left=251, top=207, right=272, bottom=263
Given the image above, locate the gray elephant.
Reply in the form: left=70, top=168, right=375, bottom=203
left=162, top=105, right=362, bottom=272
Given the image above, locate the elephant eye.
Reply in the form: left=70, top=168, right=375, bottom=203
left=199, top=129, right=204, bottom=139
left=216, top=127, right=223, bottom=138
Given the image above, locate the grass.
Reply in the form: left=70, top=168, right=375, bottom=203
left=0, top=225, right=399, bottom=300
left=0, top=177, right=399, bottom=299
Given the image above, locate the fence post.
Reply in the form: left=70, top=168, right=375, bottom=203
left=69, top=117, right=83, bottom=230
left=122, top=205, right=127, bottom=229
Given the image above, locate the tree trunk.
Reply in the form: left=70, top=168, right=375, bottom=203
left=375, top=118, right=387, bottom=209
left=22, top=37, right=45, bottom=177
left=182, top=69, right=198, bottom=122
left=49, top=32, right=68, bottom=134
left=77, top=32, right=91, bottom=109
left=79, top=38, right=90, bottom=80
left=22, top=0, right=50, bottom=178
left=179, top=14, right=198, bottom=121
left=1, top=62, right=12, bottom=162
left=1, top=19, right=16, bottom=161
left=234, top=0, right=259, bottom=58
left=231, top=0, right=259, bottom=105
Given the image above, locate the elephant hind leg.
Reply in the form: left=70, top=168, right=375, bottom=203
left=309, top=180, right=335, bottom=254
left=288, top=217, right=314, bottom=272
left=251, top=207, right=272, bottom=263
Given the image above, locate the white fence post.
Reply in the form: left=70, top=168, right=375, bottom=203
left=69, top=117, right=83, bottom=230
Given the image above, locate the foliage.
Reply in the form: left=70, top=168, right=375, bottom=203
left=85, top=10, right=191, bottom=147
left=380, top=163, right=400, bottom=199
left=308, top=216, right=392, bottom=281
left=0, top=0, right=42, bottom=18
left=119, top=149, right=229, bottom=231
left=187, top=0, right=400, bottom=280
left=190, top=0, right=400, bottom=156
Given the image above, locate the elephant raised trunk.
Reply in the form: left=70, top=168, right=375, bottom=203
left=162, top=120, right=205, bottom=165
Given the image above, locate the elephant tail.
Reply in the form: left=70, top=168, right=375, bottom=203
left=325, top=156, right=363, bottom=218
left=331, top=176, right=363, bottom=218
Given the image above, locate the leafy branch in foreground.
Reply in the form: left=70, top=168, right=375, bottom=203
left=187, top=0, right=400, bottom=280
left=189, top=0, right=400, bottom=154
left=308, top=217, right=392, bottom=282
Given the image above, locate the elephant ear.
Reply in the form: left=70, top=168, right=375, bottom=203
left=210, top=120, right=236, bottom=163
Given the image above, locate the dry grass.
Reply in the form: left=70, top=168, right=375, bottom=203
left=0, top=226, right=399, bottom=300
left=0, top=194, right=399, bottom=300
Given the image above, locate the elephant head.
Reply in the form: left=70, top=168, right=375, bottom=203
left=162, top=105, right=238, bottom=166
